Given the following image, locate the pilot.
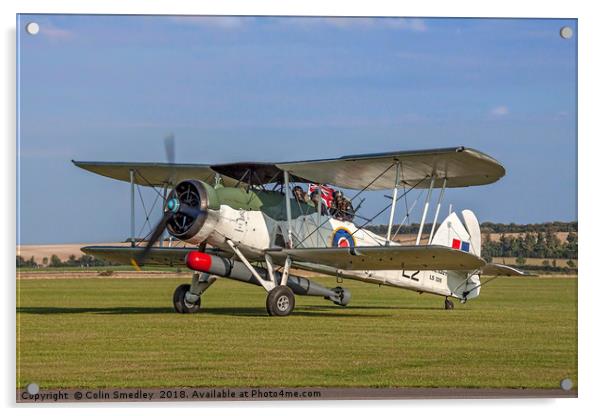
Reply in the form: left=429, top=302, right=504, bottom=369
left=292, top=185, right=308, bottom=203
left=330, top=191, right=344, bottom=219
left=340, top=196, right=355, bottom=222
left=331, top=191, right=355, bottom=222
left=310, top=190, right=329, bottom=215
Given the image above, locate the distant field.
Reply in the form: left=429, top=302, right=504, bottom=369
left=492, top=257, right=577, bottom=268
left=486, top=232, right=573, bottom=243
left=17, top=273, right=577, bottom=389
left=17, top=243, right=126, bottom=262
left=17, top=242, right=194, bottom=262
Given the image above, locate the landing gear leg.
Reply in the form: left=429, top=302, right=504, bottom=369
left=444, top=297, right=454, bottom=310
left=226, top=240, right=296, bottom=317
left=173, top=272, right=216, bottom=314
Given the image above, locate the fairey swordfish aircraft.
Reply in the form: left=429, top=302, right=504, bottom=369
left=73, top=145, right=527, bottom=316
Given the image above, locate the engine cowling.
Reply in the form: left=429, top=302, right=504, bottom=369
left=165, top=180, right=220, bottom=244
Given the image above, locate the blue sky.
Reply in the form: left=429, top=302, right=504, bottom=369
left=17, top=15, right=577, bottom=244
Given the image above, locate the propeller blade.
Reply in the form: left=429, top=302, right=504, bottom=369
left=133, top=211, right=174, bottom=267
left=164, top=133, right=176, bottom=187
left=164, top=133, right=175, bottom=164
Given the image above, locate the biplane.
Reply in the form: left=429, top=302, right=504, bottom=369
left=73, top=145, right=527, bottom=316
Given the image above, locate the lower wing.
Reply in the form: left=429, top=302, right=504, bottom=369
left=81, top=245, right=220, bottom=266
left=266, top=245, right=486, bottom=271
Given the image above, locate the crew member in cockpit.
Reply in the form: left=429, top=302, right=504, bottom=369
left=340, top=196, right=355, bottom=222
left=310, top=190, right=329, bottom=215
left=292, top=185, right=308, bottom=204
left=331, top=191, right=355, bottom=222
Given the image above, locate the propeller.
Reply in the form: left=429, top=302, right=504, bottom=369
left=164, top=132, right=176, bottom=184
left=131, top=133, right=183, bottom=270
left=131, top=191, right=203, bottom=270
left=164, top=133, right=175, bottom=164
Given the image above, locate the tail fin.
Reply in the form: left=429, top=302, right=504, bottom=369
left=460, top=209, right=481, bottom=257
left=430, top=209, right=481, bottom=257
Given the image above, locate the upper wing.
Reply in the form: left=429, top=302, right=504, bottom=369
left=266, top=245, right=486, bottom=271
left=74, top=146, right=504, bottom=190
left=81, top=245, right=221, bottom=266
left=276, top=146, right=505, bottom=190
left=72, top=161, right=239, bottom=187
left=480, top=263, right=533, bottom=276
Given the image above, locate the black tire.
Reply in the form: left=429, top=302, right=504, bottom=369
left=173, top=284, right=201, bottom=314
left=266, top=286, right=295, bottom=316
left=444, top=298, right=454, bottom=310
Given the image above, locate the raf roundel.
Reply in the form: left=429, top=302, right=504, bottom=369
left=331, top=227, right=356, bottom=248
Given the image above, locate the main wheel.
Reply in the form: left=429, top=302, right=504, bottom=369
left=173, top=284, right=201, bottom=314
left=266, top=286, right=295, bottom=316
left=444, top=298, right=454, bottom=310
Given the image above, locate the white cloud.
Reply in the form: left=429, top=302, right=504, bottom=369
left=490, top=105, right=509, bottom=116
left=284, top=17, right=427, bottom=32
left=167, top=16, right=427, bottom=32
left=384, top=18, right=428, bottom=32
left=40, top=23, right=73, bottom=39
left=169, top=16, right=252, bottom=29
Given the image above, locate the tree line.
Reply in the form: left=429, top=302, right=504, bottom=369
left=480, top=221, right=577, bottom=234
left=481, top=231, right=577, bottom=262
left=365, top=221, right=577, bottom=235
left=364, top=221, right=578, bottom=264
left=16, top=254, right=115, bottom=268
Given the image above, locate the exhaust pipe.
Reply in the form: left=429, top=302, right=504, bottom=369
left=186, top=251, right=350, bottom=305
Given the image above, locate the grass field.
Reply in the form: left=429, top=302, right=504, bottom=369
left=16, top=274, right=577, bottom=389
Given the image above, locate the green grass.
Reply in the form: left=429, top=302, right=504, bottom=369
left=16, top=275, right=577, bottom=389
left=17, top=265, right=181, bottom=272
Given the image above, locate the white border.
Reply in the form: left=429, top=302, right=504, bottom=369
left=3, top=1, right=599, bottom=415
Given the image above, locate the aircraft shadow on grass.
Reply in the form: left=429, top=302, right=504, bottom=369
left=16, top=304, right=445, bottom=317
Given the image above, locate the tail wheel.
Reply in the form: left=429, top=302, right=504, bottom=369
left=173, top=284, right=201, bottom=314
left=266, top=286, right=295, bottom=316
left=444, top=298, right=454, bottom=310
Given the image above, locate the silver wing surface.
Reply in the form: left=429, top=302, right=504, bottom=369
left=266, top=245, right=486, bottom=271
left=81, top=245, right=220, bottom=266
left=73, top=146, right=504, bottom=190
left=276, top=146, right=505, bottom=189
left=72, top=161, right=239, bottom=187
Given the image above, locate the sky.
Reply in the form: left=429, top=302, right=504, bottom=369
left=16, top=15, right=577, bottom=244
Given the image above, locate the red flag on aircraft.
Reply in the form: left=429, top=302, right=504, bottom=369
left=308, top=184, right=335, bottom=208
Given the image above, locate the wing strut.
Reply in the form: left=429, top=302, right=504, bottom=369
left=226, top=240, right=276, bottom=292
left=415, top=175, right=436, bottom=245
left=385, top=161, right=401, bottom=244
left=129, top=169, right=135, bottom=247
left=428, top=177, right=447, bottom=244
left=283, top=170, right=293, bottom=248
left=160, top=183, right=168, bottom=247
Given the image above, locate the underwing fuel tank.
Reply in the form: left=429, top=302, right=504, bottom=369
left=185, top=251, right=351, bottom=306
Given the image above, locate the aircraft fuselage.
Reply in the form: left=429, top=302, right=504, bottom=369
left=184, top=187, right=480, bottom=300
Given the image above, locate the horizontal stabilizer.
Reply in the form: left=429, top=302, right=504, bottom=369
left=267, top=245, right=486, bottom=271
left=81, top=245, right=220, bottom=266
left=481, top=263, right=532, bottom=276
